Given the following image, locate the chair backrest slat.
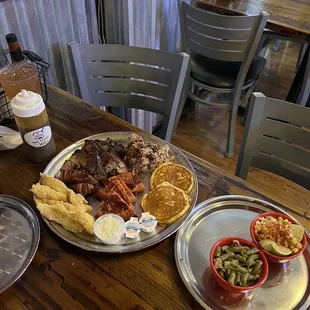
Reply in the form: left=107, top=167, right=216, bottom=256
left=77, top=44, right=182, bottom=69
left=261, top=98, right=310, bottom=128
left=90, top=93, right=165, bottom=115
left=180, top=1, right=267, bottom=62
left=88, top=78, right=168, bottom=101
left=185, top=16, right=252, bottom=41
left=253, top=136, right=310, bottom=170
left=83, top=62, right=170, bottom=85
left=68, top=42, right=190, bottom=141
left=187, top=39, right=244, bottom=62
left=183, top=3, right=256, bottom=29
left=252, top=153, right=310, bottom=188
left=262, top=118, right=310, bottom=150
left=187, top=27, right=248, bottom=51
left=236, top=92, right=310, bottom=190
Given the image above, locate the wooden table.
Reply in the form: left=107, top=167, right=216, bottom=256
left=0, top=85, right=309, bottom=309
left=197, top=0, right=310, bottom=39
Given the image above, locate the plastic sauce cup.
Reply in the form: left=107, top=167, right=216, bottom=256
left=94, top=214, right=125, bottom=245
left=125, top=217, right=141, bottom=239
left=139, top=212, right=157, bottom=233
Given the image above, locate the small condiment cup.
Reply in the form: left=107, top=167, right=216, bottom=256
left=139, top=212, right=157, bottom=233
left=125, top=217, right=141, bottom=239
left=94, top=214, right=125, bottom=245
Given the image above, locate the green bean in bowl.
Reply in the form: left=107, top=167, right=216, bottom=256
left=210, top=237, right=269, bottom=293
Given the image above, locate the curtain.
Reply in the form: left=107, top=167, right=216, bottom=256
left=102, top=0, right=189, bottom=133
left=0, top=0, right=98, bottom=96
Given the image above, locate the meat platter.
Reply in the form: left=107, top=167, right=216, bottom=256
left=42, top=132, right=198, bottom=253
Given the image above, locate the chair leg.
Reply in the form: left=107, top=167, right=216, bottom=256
left=227, top=82, right=255, bottom=155
left=226, top=84, right=245, bottom=158
left=296, top=44, right=308, bottom=72
left=255, top=35, right=266, bottom=56
left=273, top=39, right=281, bottom=51
left=225, top=101, right=238, bottom=158
left=241, top=99, right=250, bottom=126
left=173, top=93, right=188, bottom=133
left=296, top=48, right=310, bottom=106
left=172, top=66, right=191, bottom=133
left=240, top=81, right=257, bottom=124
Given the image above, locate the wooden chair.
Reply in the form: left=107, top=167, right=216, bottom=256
left=236, top=93, right=310, bottom=190
left=68, top=42, right=190, bottom=141
left=178, top=1, right=269, bottom=157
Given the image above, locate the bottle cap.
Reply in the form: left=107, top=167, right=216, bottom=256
left=11, top=89, right=45, bottom=118
left=5, top=33, right=17, bottom=44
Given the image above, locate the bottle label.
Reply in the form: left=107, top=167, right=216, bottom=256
left=24, top=126, right=52, bottom=148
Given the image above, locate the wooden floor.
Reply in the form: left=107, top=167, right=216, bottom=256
left=172, top=40, right=310, bottom=209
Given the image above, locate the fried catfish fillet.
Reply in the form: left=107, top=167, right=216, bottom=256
left=68, top=189, right=92, bottom=213
left=32, top=174, right=94, bottom=234
left=31, top=184, right=68, bottom=201
left=35, top=201, right=84, bottom=233
left=40, top=173, right=68, bottom=195
left=34, top=197, right=94, bottom=234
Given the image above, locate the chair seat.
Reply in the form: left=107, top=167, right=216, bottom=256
left=190, top=52, right=266, bottom=88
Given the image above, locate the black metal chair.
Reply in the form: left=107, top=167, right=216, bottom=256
left=178, top=1, right=269, bottom=157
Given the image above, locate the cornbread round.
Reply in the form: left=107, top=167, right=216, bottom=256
left=141, top=182, right=190, bottom=226
left=150, top=163, right=193, bottom=194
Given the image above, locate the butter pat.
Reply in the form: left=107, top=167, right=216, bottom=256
left=139, top=212, right=157, bottom=233
left=125, top=217, right=141, bottom=239
left=94, top=214, right=125, bottom=244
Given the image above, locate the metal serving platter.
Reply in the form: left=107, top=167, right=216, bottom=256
left=175, top=195, right=310, bottom=310
left=43, top=131, right=198, bottom=253
left=0, top=195, right=40, bottom=294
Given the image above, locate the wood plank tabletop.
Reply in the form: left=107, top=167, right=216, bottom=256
left=0, top=85, right=309, bottom=309
left=197, top=0, right=310, bottom=39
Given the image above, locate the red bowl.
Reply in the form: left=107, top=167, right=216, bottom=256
left=209, top=237, right=269, bottom=293
left=250, top=212, right=307, bottom=263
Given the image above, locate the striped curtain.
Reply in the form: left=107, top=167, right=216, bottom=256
left=102, top=0, right=189, bottom=133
